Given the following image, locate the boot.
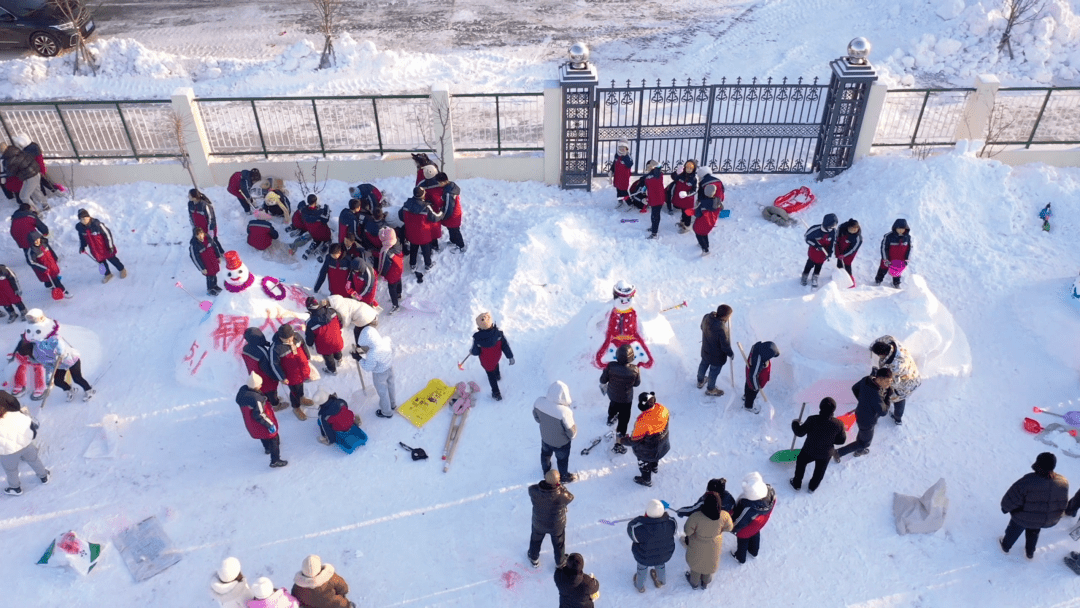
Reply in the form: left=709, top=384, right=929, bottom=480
left=800, top=273, right=808, bottom=286
left=102, top=273, right=114, bottom=284
left=292, top=407, right=307, bottom=421
left=119, top=268, right=128, bottom=279
left=82, top=388, right=95, bottom=401
left=811, top=274, right=819, bottom=288
left=6, top=310, right=18, bottom=324
left=705, top=388, right=725, bottom=396
left=300, top=397, right=314, bottom=406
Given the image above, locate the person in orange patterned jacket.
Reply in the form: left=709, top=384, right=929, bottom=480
left=622, top=391, right=670, bottom=487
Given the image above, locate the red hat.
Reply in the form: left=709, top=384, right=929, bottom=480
left=224, top=251, right=242, bottom=271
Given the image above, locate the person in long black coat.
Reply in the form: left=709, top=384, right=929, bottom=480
left=553, top=553, right=600, bottom=608
left=836, top=368, right=893, bottom=459
left=789, top=397, right=846, bottom=492
left=1000, top=452, right=1069, bottom=559
left=527, top=469, right=574, bottom=568
left=697, top=305, right=734, bottom=396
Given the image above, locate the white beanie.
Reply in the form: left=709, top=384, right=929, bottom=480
left=302, top=554, right=322, bottom=578
left=12, top=134, right=30, bottom=149
left=251, top=577, right=274, bottom=599
left=247, top=371, right=262, bottom=390
left=646, top=499, right=665, bottom=518
left=217, top=557, right=241, bottom=583
left=313, top=390, right=330, bottom=406
left=422, top=164, right=438, bottom=180
left=741, top=472, right=767, bottom=501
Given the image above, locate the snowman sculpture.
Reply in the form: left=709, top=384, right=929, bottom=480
left=222, top=250, right=287, bottom=300
left=594, top=280, right=653, bottom=369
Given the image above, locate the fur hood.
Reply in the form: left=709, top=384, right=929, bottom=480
left=293, top=563, right=335, bottom=589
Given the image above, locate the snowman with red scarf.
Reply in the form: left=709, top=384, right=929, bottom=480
left=594, top=280, right=653, bottom=369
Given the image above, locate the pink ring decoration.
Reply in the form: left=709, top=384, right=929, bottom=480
left=261, top=276, right=287, bottom=300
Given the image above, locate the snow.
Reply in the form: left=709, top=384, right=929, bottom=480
left=0, top=146, right=1077, bottom=606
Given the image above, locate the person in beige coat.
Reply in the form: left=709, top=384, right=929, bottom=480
left=210, top=557, right=255, bottom=608
left=683, top=492, right=732, bottom=590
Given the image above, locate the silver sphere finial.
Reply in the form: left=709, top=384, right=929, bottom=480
left=568, top=43, right=590, bottom=69
left=847, top=37, right=871, bottom=64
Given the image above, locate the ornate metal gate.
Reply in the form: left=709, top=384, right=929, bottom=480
left=594, top=77, right=829, bottom=176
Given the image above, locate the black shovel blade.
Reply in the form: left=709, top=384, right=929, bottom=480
left=399, top=442, right=428, bottom=461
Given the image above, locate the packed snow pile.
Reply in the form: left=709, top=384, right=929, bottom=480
left=756, top=273, right=972, bottom=388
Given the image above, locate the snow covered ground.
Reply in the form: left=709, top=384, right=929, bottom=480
left=1, top=147, right=1080, bottom=606
left=3, top=0, right=1080, bottom=101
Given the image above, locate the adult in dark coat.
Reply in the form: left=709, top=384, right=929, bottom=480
left=836, top=368, right=893, bottom=459
left=236, top=373, right=286, bottom=467
left=698, top=304, right=734, bottom=396
left=553, top=553, right=600, bottom=608
left=627, top=499, right=677, bottom=592
left=1000, top=452, right=1069, bottom=559
left=789, top=397, right=847, bottom=492
left=599, top=344, right=640, bottom=448
left=527, top=469, right=574, bottom=568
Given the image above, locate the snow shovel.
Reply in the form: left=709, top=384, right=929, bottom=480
left=888, top=260, right=907, bottom=277
left=1033, top=406, right=1080, bottom=426
left=174, top=281, right=212, bottom=311
left=457, top=353, right=471, bottom=371
left=770, top=402, right=807, bottom=463
left=661, top=300, right=687, bottom=313
left=838, top=409, right=856, bottom=432
left=399, top=442, right=428, bottom=461
left=1023, top=417, right=1077, bottom=436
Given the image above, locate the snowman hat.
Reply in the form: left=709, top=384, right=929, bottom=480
left=224, top=251, right=243, bottom=271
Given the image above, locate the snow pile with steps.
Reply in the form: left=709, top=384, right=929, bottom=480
left=0, top=149, right=1079, bottom=606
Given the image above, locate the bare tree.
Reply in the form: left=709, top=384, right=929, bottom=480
left=978, top=102, right=1020, bottom=158
left=47, top=0, right=97, bottom=75
left=309, top=0, right=344, bottom=70
left=167, top=110, right=200, bottom=189
left=293, top=160, right=327, bottom=199
left=413, top=97, right=452, bottom=170
left=998, top=0, right=1046, bottom=60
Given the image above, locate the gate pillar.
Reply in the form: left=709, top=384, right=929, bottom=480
left=559, top=43, right=598, bottom=190
left=815, top=38, right=878, bottom=181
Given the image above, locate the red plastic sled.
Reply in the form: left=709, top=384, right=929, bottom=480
left=774, top=187, right=815, bottom=214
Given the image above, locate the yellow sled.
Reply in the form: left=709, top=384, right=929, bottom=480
left=397, top=379, right=456, bottom=428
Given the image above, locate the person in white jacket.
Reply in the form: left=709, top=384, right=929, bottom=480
left=357, top=325, right=397, bottom=419
left=532, top=381, right=578, bottom=483
left=210, top=557, right=254, bottom=608
left=0, top=391, right=49, bottom=496
left=326, top=294, right=378, bottom=346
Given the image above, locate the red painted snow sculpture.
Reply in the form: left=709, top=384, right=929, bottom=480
left=594, top=280, right=653, bottom=369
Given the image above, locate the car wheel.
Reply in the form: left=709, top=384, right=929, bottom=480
left=29, top=32, right=60, bottom=57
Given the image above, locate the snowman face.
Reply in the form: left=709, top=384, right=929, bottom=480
left=225, top=263, right=250, bottom=286
left=615, top=294, right=634, bottom=312
left=24, top=322, right=48, bottom=343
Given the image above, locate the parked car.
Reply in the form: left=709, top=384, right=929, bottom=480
left=0, top=0, right=95, bottom=57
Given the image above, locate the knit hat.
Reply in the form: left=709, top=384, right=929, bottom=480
left=741, top=472, right=767, bottom=501
left=379, top=226, right=397, bottom=247
left=305, top=296, right=320, bottom=311
left=251, top=577, right=274, bottom=600
left=544, top=469, right=560, bottom=485
left=617, top=139, right=630, bottom=151
left=819, top=397, right=836, bottom=416
left=638, top=391, right=655, bottom=411
left=12, top=133, right=30, bottom=149
left=476, top=312, right=493, bottom=330
left=77, top=208, right=90, bottom=219
left=301, top=555, right=322, bottom=578
left=1033, top=452, right=1057, bottom=474
left=422, top=164, right=438, bottom=180
left=247, top=371, right=262, bottom=390
left=313, top=390, right=330, bottom=406
left=217, top=557, right=241, bottom=583
left=646, top=499, right=665, bottom=518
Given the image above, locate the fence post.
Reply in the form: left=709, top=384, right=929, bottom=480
left=170, top=87, right=214, bottom=188
left=853, top=81, right=888, bottom=162
left=954, top=74, right=1000, bottom=142
left=430, top=83, right=457, bottom=178
left=815, top=38, right=878, bottom=181
left=543, top=80, right=563, bottom=186
left=559, top=43, right=598, bottom=190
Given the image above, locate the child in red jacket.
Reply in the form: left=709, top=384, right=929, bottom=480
left=377, top=227, right=404, bottom=313
left=470, top=312, right=514, bottom=401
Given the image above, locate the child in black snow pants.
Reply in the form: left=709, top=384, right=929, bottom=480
left=470, top=312, right=513, bottom=401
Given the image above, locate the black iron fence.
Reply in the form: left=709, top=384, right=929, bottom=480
left=594, top=77, right=829, bottom=176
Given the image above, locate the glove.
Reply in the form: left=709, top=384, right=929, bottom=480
left=508, top=358, right=515, bottom=366
left=267, top=425, right=277, bottom=435
left=599, top=383, right=608, bottom=396
left=350, top=350, right=362, bottom=361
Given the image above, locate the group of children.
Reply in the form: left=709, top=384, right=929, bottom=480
left=210, top=554, right=356, bottom=608
left=800, top=213, right=912, bottom=289
left=609, top=143, right=727, bottom=256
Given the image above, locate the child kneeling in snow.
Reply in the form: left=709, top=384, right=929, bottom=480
left=315, top=391, right=362, bottom=447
